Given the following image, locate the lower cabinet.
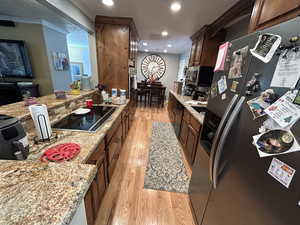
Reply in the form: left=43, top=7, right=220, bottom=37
left=179, top=109, right=202, bottom=167
left=122, top=106, right=130, bottom=144
left=84, top=101, right=136, bottom=225
left=186, top=124, right=198, bottom=165
left=85, top=140, right=107, bottom=225
left=129, top=97, right=136, bottom=128
left=179, top=119, right=189, bottom=146
left=107, top=116, right=123, bottom=181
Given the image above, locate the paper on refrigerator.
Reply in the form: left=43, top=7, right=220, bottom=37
left=217, top=76, right=227, bottom=94
left=265, top=91, right=300, bottom=128
left=252, top=130, right=300, bottom=158
left=214, top=42, right=229, bottom=72
left=270, top=51, right=300, bottom=89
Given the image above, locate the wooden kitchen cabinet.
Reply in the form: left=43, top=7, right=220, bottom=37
left=186, top=125, right=198, bottom=165
left=84, top=103, right=136, bottom=225
left=106, top=115, right=123, bottom=181
left=179, top=119, right=189, bottom=147
left=179, top=109, right=202, bottom=167
left=95, top=16, right=139, bottom=93
left=249, top=0, right=300, bottom=32
left=188, top=26, right=226, bottom=67
left=85, top=140, right=107, bottom=225
left=188, top=41, right=198, bottom=67
left=129, top=98, right=136, bottom=128
left=122, top=105, right=130, bottom=143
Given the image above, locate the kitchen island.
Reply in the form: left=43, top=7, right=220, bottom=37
left=0, top=91, right=136, bottom=225
left=0, top=161, right=96, bottom=225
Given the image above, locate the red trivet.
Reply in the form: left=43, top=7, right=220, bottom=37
left=40, top=143, right=80, bottom=162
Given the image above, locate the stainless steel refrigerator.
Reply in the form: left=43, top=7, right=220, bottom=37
left=189, top=17, right=300, bottom=225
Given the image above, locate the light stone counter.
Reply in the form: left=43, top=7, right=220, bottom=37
left=0, top=160, right=97, bottom=225
left=169, top=90, right=206, bottom=124
left=0, top=92, right=130, bottom=225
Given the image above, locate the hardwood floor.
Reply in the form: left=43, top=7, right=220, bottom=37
left=95, top=105, right=196, bottom=225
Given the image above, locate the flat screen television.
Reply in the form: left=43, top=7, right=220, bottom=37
left=0, top=39, right=33, bottom=79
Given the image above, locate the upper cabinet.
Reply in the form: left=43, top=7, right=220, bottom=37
left=95, top=16, right=139, bottom=93
left=129, top=25, right=139, bottom=67
left=188, top=0, right=255, bottom=67
left=188, top=27, right=226, bottom=67
left=249, top=0, right=300, bottom=32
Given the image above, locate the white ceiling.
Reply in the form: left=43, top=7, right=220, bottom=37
left=0, top=0, right=82, bottom=33
left=71, top=0, right=240, bottom=54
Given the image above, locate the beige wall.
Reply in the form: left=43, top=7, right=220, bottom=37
left=0, top=22, right=54, bottom=95
left=136, top=52, right=180, bottom=96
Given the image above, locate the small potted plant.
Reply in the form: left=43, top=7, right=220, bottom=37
left=70, top=81, right=81, bottom=95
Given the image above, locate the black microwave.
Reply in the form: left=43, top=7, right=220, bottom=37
left=186, top=66, right=214, bottom=87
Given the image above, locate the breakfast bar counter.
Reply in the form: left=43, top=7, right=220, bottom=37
left=0, top=90, right=96, bottom=120
left=0, top=90, right=132, bottom=225
left=0, top=160, right=97, bottom=225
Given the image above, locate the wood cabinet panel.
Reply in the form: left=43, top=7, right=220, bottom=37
left=190, top=116, right=201, bottom=132
left=107, top=116, right=122, bottom=143
left=95, top=16, right=139, bottom=93
left=180, top=119, right=189, bottom=147
left=85, top=139, right=107, bottom=225
left=95, top=161, right=107, bottom=202
left=249, top=0, right=300, bottom=32
left=183, top=109, right=191, bottom=123
left=200, top=31, right=226, bottom=67
left=188, top=42, right=197, bottom=66
left=107, top=121, right=123, bottom=180
left=96, top=24, right=129, bottom=92
left=193, top=36, right=204, bottom=66
left=84, top=188, right=94, bottom=225
left=259, top=0, right=300, bottom=24
left=186, top=125, right=198, bottom=165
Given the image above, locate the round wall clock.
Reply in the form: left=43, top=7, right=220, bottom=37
left=141, top=54, right=166, bottom=81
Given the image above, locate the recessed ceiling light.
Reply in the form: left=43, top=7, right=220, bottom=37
left=163, top=49, right=168, bottom=53
left=167, top=44, right=172, bottom=48
left=145, top=49, right=149, bottom=52
left=161, top=31, right=168, bottom=36
left=142, top=42, right=148, bottom=46
left=170, top=2, right=181, bottom=12
left=102, top=0, right=114, bottom=7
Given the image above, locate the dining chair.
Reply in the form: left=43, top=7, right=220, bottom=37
left=137, top=83, right=150, bottom=106
left=149, top=86, right=166, bottom=108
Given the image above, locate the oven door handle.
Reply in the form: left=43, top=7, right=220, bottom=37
left=212, top=96, right=245, bottom=189
left=209, top=94, right=239, bottom=182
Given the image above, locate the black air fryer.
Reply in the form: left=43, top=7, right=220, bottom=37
left=0, top=115, right=29, bottom=160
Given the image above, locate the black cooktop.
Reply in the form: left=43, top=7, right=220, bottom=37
left=52, top=106, right=116, bottom=132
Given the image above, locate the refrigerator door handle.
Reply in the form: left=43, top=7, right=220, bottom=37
left=212, top=96, right=245, bottom=189
left=209, top=94, right=239, bottom=182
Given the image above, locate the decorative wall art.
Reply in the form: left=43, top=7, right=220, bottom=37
left=70, top=62, right=84, bottom=81
left=52, top=51, right=69, bottom=71
left=141, top=54, right=166, bottom=82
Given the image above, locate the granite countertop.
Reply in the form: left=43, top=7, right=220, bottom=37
left=0, top=99, right=129, bottom=225
left=169, top=90, right=206, bottom=124
left=28, top=101, right=128, bottom=164
left=0, top=160, right=97, bottom=225
left=0, top=90, right=96, bottom=120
